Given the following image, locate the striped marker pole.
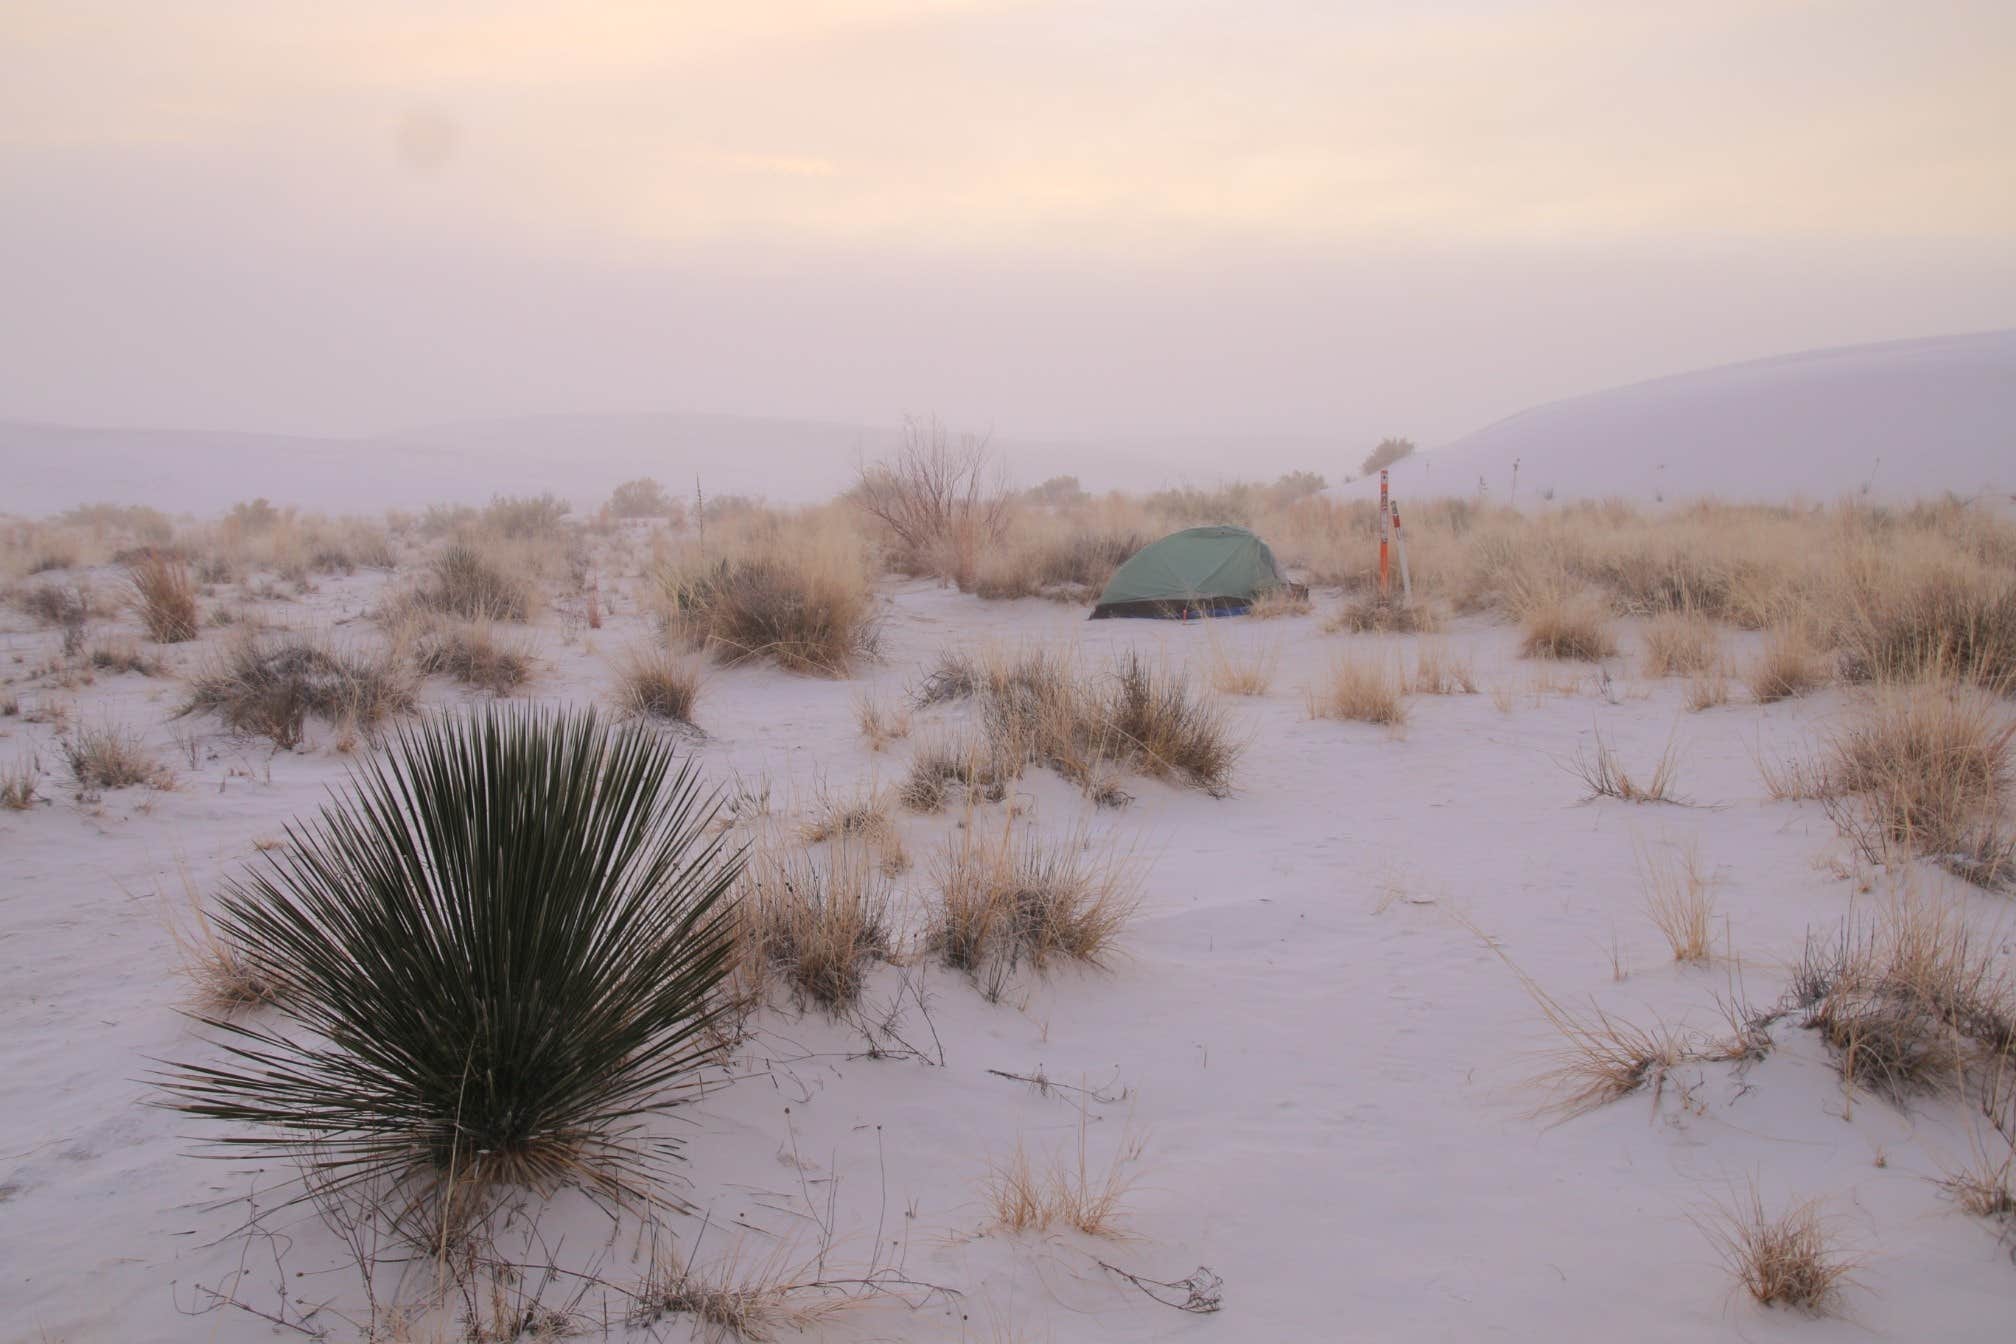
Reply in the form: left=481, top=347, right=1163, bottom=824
left=1378, top=469, right=1391, bottom=595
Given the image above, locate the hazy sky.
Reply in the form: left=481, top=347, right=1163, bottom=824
left=3, top=0, right=2012, bottom=445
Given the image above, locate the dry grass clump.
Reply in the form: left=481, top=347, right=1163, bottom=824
left=898, top=733, right=1018, bottom=813
left=1639, top=610, right=1719, bottom=678
left=181, top=634, right=415, bottom=748
left=632, top=1241, right=856, bottom=1343
left=1942, top=1146, right=2016, bottom=1224
left=1746, top=624, right=1828, bottom=702
left=656, top=525, right=879, bottom=676
left=927, top=819, right=1139, bottom=997
left=967, top=526, right=1141, bottom=601
left=1699, top=1189, right=1856, bottom=1316
left=1517, top=587, right=1618, bottom=661
left=1325, top=590, right=1438, bottom=634
left=61, top=721, right=168, bottom=792
left=985, top=1110, right=1142, bottom=1239
left=1202, top=640, right=1277, bottom=696
left=87, top=638, right=166, bottom=676
left=1839, top=562, right=2016, bottom=691
left=165, top=881, right=283, bottom=1013
left=1817, top=681, right=2013, bottom=881
left=1639, top=841, right=1715, bottom=963
left=1246, top=586, right=1312, bottom=619
left=1684, top=663, right=1732, bottom=712
left=2, top=755, right=41, bottom=810
left=1404, top=643, right=1478, bottom=695
left=412, top=621, right=534, bottom=695
left=1307, top=657, right=1407, bottom=726
left=615, top=646, right=703, bottom=726
left=799, top=788, right=910, bottom=876
left=127, top=551, right=198, bottom=642
left=733, top=840, right=894, bottom=1012
left=404, top=542, right=536, bottom=622
left=12, top=579, right=93, bottom=630
left=1571, top=732, right=1684, bottom=803
left=852, top=692, right=910, bottom=750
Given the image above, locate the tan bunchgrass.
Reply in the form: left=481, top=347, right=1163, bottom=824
left=1940, top=1138, right=2016, bottom=1223
left=899, top=732, right=1018, bottom=813
left=1684, top=661, right=1732, bottom=711
left=655, top=515, right=879, bottom=676
left=181, top=633, right=415, bottom=749
left=61, top=720, right=169, bottom=792
left=411, top=620, right=533, bottom=695
left=631, top=1236, right=862, bottom=1342
left=614, top=645, right=703, bottom=726
left=127, top=551, right=199, bottom=642
left=1570, top=731, right=1684, bottom=803
left=1202, top=639, right=1278, bottom=696
left=1405, top=642, right=1478, bottom=695
left=163, top=872, right=283, bottom=1013
left=853, top=692, right=911, bottom=749
left=927, top=816, right=1140, bottom=998
left=1247, top=586, right=1312, bottom=619
left=1640, top=610, right=1719, bottom=678
left=731, top=837, right=893, bottom=1013
left=1517, top=587, right=1618, bottom=662
left=1697, top=1187, right=1857, bottom=1315
left=1307, top=657, right=1408, bottom=727
left=984, top=1106, right=1143, bottom=1239
left=1746, top=624, right=1828, bottom=702
left=1639, top=839, right=1715, bottom=963
left=2, top=755, right=40, bottom=810
left=799, top=787, right=910, bottom=877
left=1324, top=590, right=1438, bottom=634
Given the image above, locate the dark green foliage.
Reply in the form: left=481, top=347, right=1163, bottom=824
left=161, top=705, right=743, bottom=1212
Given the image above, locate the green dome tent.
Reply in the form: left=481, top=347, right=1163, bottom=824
left=1088, top=524, right=1302, bottom=619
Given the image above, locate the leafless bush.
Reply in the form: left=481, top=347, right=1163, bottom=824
left=852, top=416, right=1010, bottom=585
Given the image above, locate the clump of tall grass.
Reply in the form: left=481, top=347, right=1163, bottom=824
left=127, top=551, right=198, bottom=642
left=1746, top=624, right=1828, bottom=702
left=161, top=706, right=742, bottom=1224
left=411, top=621, right=533, bottom=695
left=927, top=819, right=1139, bottom=998
left=1698, top=1188, right=1857, bottom=1315
left=655, top=524, right=879, bottom=676
left=61, top=721, right=169, bottom=792
left=898, top=733, right=1019, bottom=813
left=732, top=839, right=893, bottom=1012
left=1307, top=657, right=1408, bottom=726
left=1838, top=562, right=2016, bottom=692
left=397, top=542, right=536, bottom=622
left=1517, top=587, right=1618, bottom=662
left=2, top=755, right=41, bottom=810
left=615, top=646, right=703, bottom=726
left=181, top=634, right=415, bottom=749
left=1639, top=611, right=1719, bottom=678
left=1325, top=591, right=1438, bottom=634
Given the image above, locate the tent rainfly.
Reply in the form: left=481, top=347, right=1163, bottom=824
left=1088, top=524, right=1302, bottom=619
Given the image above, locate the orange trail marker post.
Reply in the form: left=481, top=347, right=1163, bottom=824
left=1378, top=469, right=1391, bottom=595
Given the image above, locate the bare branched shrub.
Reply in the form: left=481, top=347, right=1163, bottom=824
left=1639, top=840, right=1715, bottom=963
left=1640, top=610, right=1719, bottom=678
left=127, top=551, right=198, bottom=642
left=181, top=634, right=415, bottom=749
left=852, top=416, right=1009, bottom=585
left=733, top=840, right=893, bottom=1012
left=1747, top=624, right=1827, bottom=702
left=413, top=621, right=533, bottom=695
left=927, top=819, right=1139, bottom=996
left=1518, top=587, right=1618, bottom=661
left=616, top=646, right=702, bottom=726
left=1571, top=731, right=1684, bottom=803
left=61, top=721, right=168, bottom=792
left=1308, top=657, right=1408, bottom=726
left=1699, top=1189, right=1856, bottom=1315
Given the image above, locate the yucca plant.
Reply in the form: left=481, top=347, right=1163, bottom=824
left=161, top=704, right=743, bottom=1225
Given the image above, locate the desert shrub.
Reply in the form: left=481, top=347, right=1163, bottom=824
left=13, top=580, right=91, bottom=630
left=927, top=821, right=1137, bottom=998
left=1640, top=611, right=1719, bottom=678
left=1518, top=587, right=1618, bottom=661
left=87, top=638, right=165, bottom=676
left=615, top=646, right=702, bottom=726
left=656, top=536, right=879, bottom=677
left=61, top=721, right=167, bottom=791
left=413, top=543, right=535, bottom=622
left=607, top=477, right=681, bottom=521
left=162, top=706, right=742, bottom=1219
left=1360, top=437, right=1415, bottom=477
left=898, top=733, right=1018, bottom=813
left=969, top=528, right=1142, bottom=601
left=1747, top=625, right=1828, bottom=702
left=412, top=621, right=533, bottom=695
left=480, top=492, right=571, bottom=540
left=1839, top=564, right=2016, bottom=692
left=1094, top=653, right=1239, bottom=796
left=733, top=840, right=892, bottom=1012
left=181, top=635, right=415, bottom=748
left=2, top=755, right=40, bottom=810
left=1308, top=657, right=1408, bottom=726
left=852, top=416, right=1009, bottom=585
left=224, top=498, right=282, bottom=534
left=1247, top=586, right=1312, bottom=619
left=1700, top=1190, right=1855, bottom=1315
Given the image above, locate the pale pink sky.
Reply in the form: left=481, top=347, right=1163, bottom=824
left=2, top=0, right=2011, bottom=443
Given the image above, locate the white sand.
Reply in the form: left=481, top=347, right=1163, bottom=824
left=3, top=562, right=2012, bottom=1341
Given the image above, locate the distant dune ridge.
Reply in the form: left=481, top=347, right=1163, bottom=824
left=3, top=329, right=2011, bottom=516
left=1340, top=329, right=2016, bottom=506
